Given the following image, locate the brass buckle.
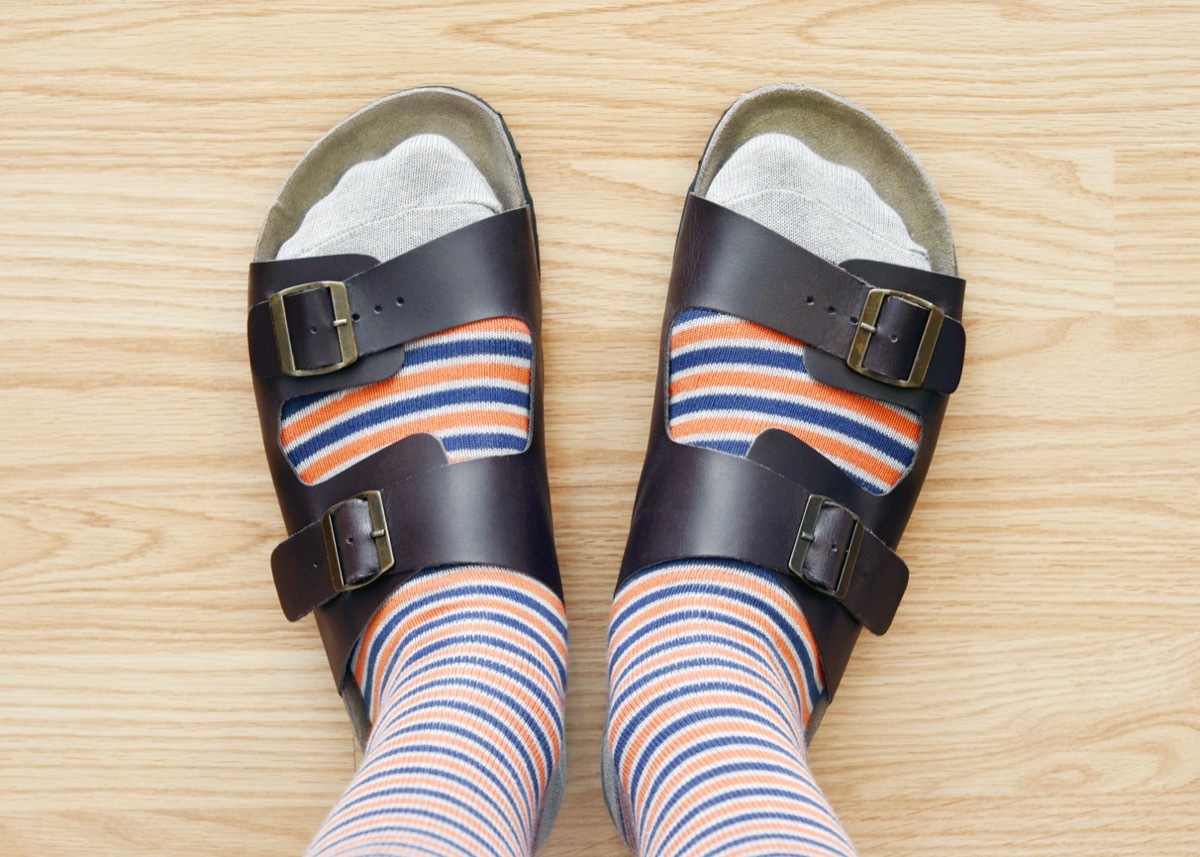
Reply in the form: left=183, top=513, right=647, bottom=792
left=789, top=494, right=863, bottom=601
left=268, top=281, right=358, bottom=377
left=322, top=491, right=394, bottom=593
left=846, top=288, right=944, bottom=388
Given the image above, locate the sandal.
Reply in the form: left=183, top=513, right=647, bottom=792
left=246, top=88, right=561, bottom=745
left=616, top=84, right=966, bottom=734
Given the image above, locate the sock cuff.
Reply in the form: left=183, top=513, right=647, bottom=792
left=353, top=565, right=568, bottom=724
left=608, top=560, right=825, bottom=731
left=605, top=561, right=856, bottom=856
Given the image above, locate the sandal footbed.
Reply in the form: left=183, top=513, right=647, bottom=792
left=254, top=87, right=527, bottom=262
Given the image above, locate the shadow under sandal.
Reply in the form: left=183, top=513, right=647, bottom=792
left=244, top=89, right=565, bottom=851
left=619, top=84, right=967, bottom=738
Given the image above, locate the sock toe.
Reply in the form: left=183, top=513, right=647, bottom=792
left=278, top=132, right=502, bottom=261
left=706, top=132, right=931, bottom=271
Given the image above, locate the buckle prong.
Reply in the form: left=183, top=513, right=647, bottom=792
left=268, top=280, right=359, bottom=377
left=847, top=288, right=944, bottom=388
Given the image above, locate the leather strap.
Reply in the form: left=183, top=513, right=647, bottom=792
left=617, top=193, right=966, bottom=700
left=621, top=442, right=908, bottom=635
left=248, top=207, right=538, bottom=379
left=673, top=194, right=965, bottom=394
left=271, top=454, right=557, bottom=623
left=248, top=204, right=560, bottom=688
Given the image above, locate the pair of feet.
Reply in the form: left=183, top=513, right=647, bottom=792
left=248, top=85, right=964, bottom=856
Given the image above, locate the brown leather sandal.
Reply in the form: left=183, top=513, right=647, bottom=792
left=246, top=88, right=561, bottom=746
left=616, top=85, right=966, bottom=734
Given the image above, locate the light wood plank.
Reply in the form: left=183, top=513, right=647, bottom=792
left=1, top=3, right=1198, bottom=856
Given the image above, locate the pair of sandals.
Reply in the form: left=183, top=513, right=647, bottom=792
left=247, top=85, right=965, bottom=752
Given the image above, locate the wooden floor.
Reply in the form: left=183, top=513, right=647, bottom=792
left=2, top=2, right=1199, bottom=855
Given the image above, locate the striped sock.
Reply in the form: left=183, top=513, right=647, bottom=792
left=275, top=135, right=567, bottom=856
left=305, top=567, right=568, bottom=857
left=280, top=317, right=533, bottom=485
left=607, top=562, right=852, bottom=857
left=606, top=135, right=929, bottom=855
left=666, top=308, right=920, bottom=495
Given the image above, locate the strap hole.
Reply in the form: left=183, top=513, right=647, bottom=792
left=890, top=334, right=899, bottom=343
left=849, top=316, right=858, bottom=325
left=373, top=305, right=382, bottom=314
left=827, top=305, right=836, bottom=314
left=345, top=536, right=354, bottom=544
left=309, top=326, right=317, bottom=335
left=805, top=296, right=814, bottom=305
left=395, top=296, right=405, bottom=306
left=351, top=312, right=361, bottom=322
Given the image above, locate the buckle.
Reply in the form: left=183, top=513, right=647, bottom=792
left=268, top=281, right=358, bottom=377
left=847, top=288, right=944, bottom=388
left=321, top=490, right=394, bottom=593
left=789, top=494, right=863, bottom=601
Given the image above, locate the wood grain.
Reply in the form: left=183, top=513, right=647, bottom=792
left=1, top=2, right=1198, bottom=855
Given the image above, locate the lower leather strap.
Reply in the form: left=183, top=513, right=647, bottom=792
left=271, top=453, right=557, bottom=622
left=620, top=442, right=908, bottom=635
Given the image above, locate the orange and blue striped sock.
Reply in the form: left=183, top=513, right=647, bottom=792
left=604, top=310, right=915, bottom=856
left=666, top=309, right=921, bottom=495
left=289, top=312, right=566, bottom=857
left=607, top=562, right=852, bottom=857
left=280, top=316, right=534, bottom=485
left=305, top=567, right=568, bottom=857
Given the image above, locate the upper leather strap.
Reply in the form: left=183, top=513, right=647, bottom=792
left=620, top=442, right=908, bottom=635
left=672, top=194, right=965, bottom=394
left=248, top=207, right=539, bottom=379
left=271, top=454, right=557, bottom=622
